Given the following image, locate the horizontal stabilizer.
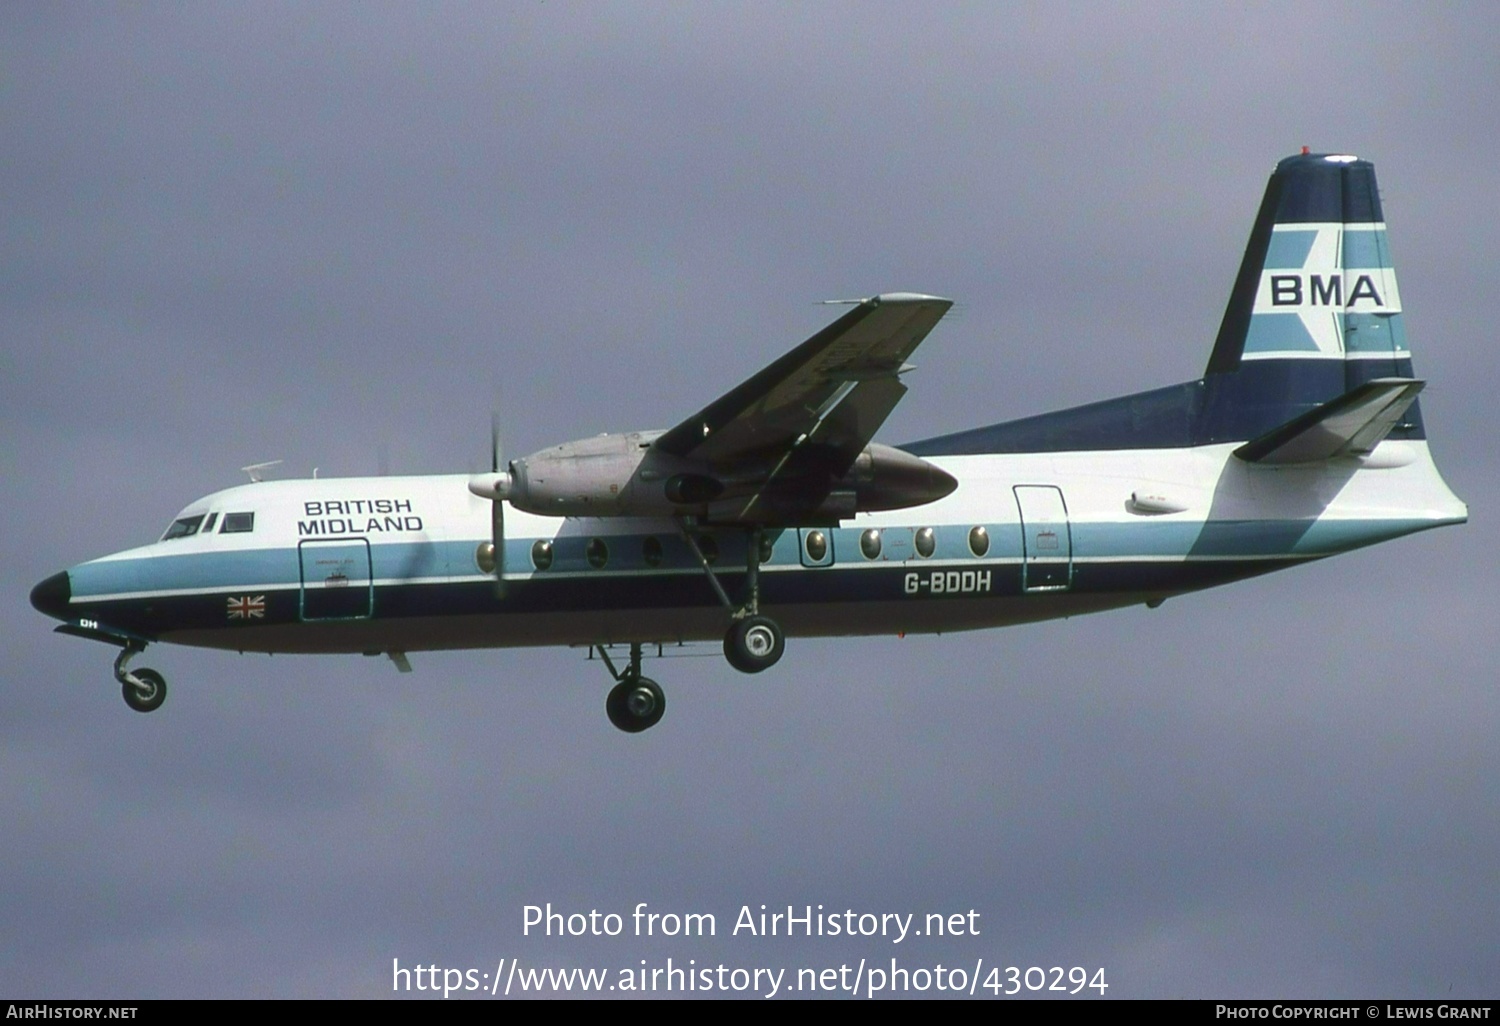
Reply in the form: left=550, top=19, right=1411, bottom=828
left=1233, top=377, right=1424, bottom=464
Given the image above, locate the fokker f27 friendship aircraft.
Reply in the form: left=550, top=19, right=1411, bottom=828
left=31, top=153, right=1467, bottom=732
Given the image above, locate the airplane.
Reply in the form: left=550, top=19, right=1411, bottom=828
left=30, top=151, right=1467, bottom=732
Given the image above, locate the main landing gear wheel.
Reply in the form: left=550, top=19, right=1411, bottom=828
left=606, top=677, right=665, bottom=734
left=675, top=521, right=790, bottom=676
left=724, top=615, right=785, bottom=674
left=121, top=668, right=167, bottom=713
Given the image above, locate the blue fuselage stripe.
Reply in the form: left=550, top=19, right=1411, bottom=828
left=61, top=514, right=1438, bottom=644
left=69, top=516, right=1424, bottom=603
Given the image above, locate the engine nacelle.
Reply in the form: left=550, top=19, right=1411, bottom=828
left=502, top=432, right=955, bottom=521
left=664, top=473, right=725, bottom=505
left=838, top=442, right=958, bottom=512
left=507, top=432, right=650, bottom=516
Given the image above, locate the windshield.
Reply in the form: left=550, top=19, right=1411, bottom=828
left=162, top=514, right=205, bottom=541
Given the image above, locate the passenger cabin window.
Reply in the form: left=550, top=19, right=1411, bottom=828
left=162, top=515, right=205, bottom=540
left=222, top=512, right=255, bottom=534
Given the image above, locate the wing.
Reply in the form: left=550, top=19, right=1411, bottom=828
left=652, top=292, right=953, bottom=471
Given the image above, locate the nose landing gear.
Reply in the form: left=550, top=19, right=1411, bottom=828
left=606, top=676, right=666, bottom=734
left=596, top=642, right=666, bottom=733
left=114, top=642, right=167, bottom=713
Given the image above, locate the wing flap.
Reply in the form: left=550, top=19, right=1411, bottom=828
left=730, top=374, right=910, bottom=520
left=1233, top=377, right=1425, bottom=464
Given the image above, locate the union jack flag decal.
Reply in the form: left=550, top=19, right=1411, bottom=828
left=227, top=595, right=265, bottom=619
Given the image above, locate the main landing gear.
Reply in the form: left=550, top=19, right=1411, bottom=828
left=114, top=642, right=167, bottom=713
left=678, top=521, right=786, bottom=675
left=593, top=523, right=787, bottom=734
left=724, top=615, right=784, bottom=674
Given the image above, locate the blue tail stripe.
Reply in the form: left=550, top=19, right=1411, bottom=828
left=1341, top=227, right=1394, bottom=270
left=1243, top=313, right=1321, bottom=353
left=1344, top=312, right=1408, bottom=354
left=1264, top=230, right=1318, bottom=268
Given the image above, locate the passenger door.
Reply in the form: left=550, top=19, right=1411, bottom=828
left=1013, top=485, right=1073, bottom=592
left=298, top=538, right=374, bottom=620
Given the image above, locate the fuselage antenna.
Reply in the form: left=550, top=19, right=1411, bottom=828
left=241, top=460, right=283, bottom=483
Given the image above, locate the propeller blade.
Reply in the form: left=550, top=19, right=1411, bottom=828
left=491, top=487, right=506, bottom=597
left=490, top=416, right=506, bottom=597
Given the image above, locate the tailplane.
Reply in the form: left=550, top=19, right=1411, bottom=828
left=1233, top=377, right=1423, bottom=464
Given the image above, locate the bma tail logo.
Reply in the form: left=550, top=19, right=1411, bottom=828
left=227, top=595, right=265, bottom=619
left=1243, top=222, right=1406, bottom=359
left=1269, top=273, right=1386, bottom=309
left=1253, top=223, right=1401, bottom=317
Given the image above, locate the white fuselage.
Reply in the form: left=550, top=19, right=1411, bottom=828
left=60, top=440, right=1466, bottom=657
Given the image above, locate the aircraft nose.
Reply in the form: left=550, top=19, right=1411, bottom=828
left=30, top=571, right=71, bottom=621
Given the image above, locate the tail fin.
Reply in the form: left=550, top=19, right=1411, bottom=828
left=1208, top=151, right=1408, bottom=374
left=905, top=151, right=1431, bottom=457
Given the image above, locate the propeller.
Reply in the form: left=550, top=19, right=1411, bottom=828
left=467, top=416, right=513, bottom=597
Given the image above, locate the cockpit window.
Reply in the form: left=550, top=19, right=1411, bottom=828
left=201, top=512, right=219, bottom=533
left=162, top=515, right=205, bottom=540
left=222, top=512, right=255, bottom=534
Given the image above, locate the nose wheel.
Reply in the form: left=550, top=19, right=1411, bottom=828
left=114, top=643, right=167, bottom=713
left=606, top=676, right=666, bottom=733
left=121, top=668, right=167, bottom=713
left=595, top=642, right=667, bottom=733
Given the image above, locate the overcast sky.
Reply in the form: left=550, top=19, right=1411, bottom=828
left=4, top=2, right=1497, bottom=999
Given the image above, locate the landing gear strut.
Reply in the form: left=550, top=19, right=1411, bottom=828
left=593, top=525, right=785, bottom=731
left=678, top=521, right=786, bottom=675
left=596, top=642, right=666, bottom=733
left=114, top=642, right=167, bottom=713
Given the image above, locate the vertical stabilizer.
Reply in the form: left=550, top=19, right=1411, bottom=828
left=1207, top=153, right=1407, bottom=374
left=906, top=151, right=1438, bottom=457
